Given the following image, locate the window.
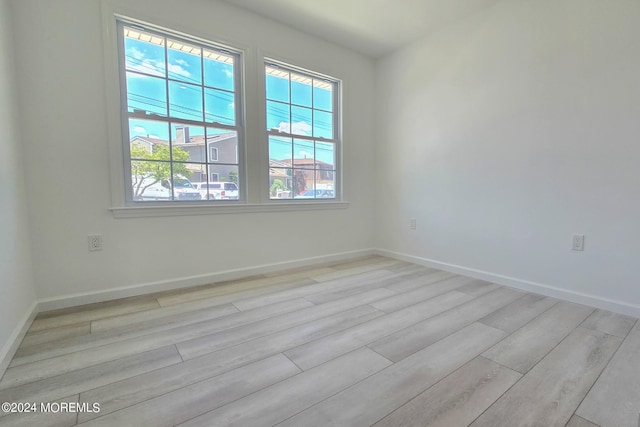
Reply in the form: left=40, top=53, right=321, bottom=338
left=118, top=20, right=243, bottom=203
left=265, top=61, right=339, bottom=200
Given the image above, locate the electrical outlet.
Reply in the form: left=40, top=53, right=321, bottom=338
left=88, top=234, right=103, bottom=252
left=409, top=219, right=416, bottom=230
left=572, top=234, right=584, bottom=251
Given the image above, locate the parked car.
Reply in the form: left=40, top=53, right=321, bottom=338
left=295, top=189, right=335, bottom=199
left=132, top=175, right=201, bottom=201
left=192, top=182, right=239, bottom=200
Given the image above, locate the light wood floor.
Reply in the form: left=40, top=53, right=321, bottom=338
left=0, top=256, right=638, bottom=427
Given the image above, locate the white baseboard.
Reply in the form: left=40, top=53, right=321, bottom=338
left=38, top=249, right=377, bottom=312
left=377, top=249, right=640, bottom=319
left=0, top=301, right=39, bottom=381
left=11, top=246, right=637, bottom=383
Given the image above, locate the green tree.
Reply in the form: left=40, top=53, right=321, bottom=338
left=229, top=170, right=238, bottom=185
left=270, top=178, right=286, bottom=197
left=131, top=145, right=190, bottom=199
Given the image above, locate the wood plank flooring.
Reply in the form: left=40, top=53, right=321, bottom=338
left=0, top=255, right=637, bottom=427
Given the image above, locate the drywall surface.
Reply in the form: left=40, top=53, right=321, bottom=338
left=0, top=0, right=37, bottom=366
left=375, top=0, right=640, bottom=313
left=11, top=0, right=376, bottom=301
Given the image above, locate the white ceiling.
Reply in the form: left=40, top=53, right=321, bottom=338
left=221, top=0, right=502, bottom=57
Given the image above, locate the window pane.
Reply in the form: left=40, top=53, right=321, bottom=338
left=206, top=128, right=238, bottom=164
left=129, top=119, right=170, bottom=157
left=204, top=50, right=234, bottom=91
left=172, top=125, right=204, bottom=163
left=265, top=67, right=289, bottom=102
left=167, top=39, right=202, bottom=85
left=172, top=165, right=203, bottom=201
left=292, top=169, right=315, bottom=196
left=313, top=110, right=333, bottom=139
left=131, top=160, right=172, bottom=201
left=291, top=73, right=312, bottom=107
left=291, top=106, right=312, bottom=136
left=129, top=120, right=173, bottom=201
left=269, top=168, right=293, bottom=199
left=207, top=165, right=240, bottom=199
left=313, top=81, right=333, bottom=111
left=204, top=88, right=235, bottom=125
left=293, top=139, right=315, bottom=167
left=316, top=141, right=335, bottom=168
left=269, top=136, right=292, bottom=163
left=266, top=100, right=289, bottom=132
left=320, top=170, right=336, bottom=188
left=168, top=81, right=203, bottom=121
left=126, top=72, right=167, bottom=116
left=315, top=168, right=335, bottom=198
left=123, top=27, right=166, bottom=77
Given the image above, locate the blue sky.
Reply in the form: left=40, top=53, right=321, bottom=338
left=124, top=29, right=335, bottom=167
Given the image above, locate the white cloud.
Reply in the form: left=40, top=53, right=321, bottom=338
left=133, top=126, right=146, bottom=134
left=278, top=121, right=311, bottom=135
left=223, top=69, right=233, bottom=78
left=125, top=47, right=166, bottom=78
left=126, top=46, right=195, bottom=81
left=129, top=47, right=145, bottom=61
left=168, top=63, right=191, bottom=78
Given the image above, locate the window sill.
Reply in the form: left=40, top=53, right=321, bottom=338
left=110, top=201, right=349, bottom=218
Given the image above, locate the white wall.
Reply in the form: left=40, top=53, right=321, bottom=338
left=11, top=0, right=376, bottom=304
left=12, top=0, right=638, bottom=317
left=376, top=0, right=640, bottom=315
left=0, top=0, right=37, bottom=368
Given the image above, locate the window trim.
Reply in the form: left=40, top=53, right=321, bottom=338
left=110, top=201, right=349, bottom=218
left=264, top=58, right=341, bottom=202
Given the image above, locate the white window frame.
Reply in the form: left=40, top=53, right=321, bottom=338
left=115, top=18, right=245, bottom=205
left=210, top=172, right=219, bottom=182
left=264, top=59, right=341, bottom=202
left=210, top=147, right=219, bottom=162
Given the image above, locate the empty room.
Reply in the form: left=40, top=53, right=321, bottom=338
left=1, top=0, right=639, bottom=426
